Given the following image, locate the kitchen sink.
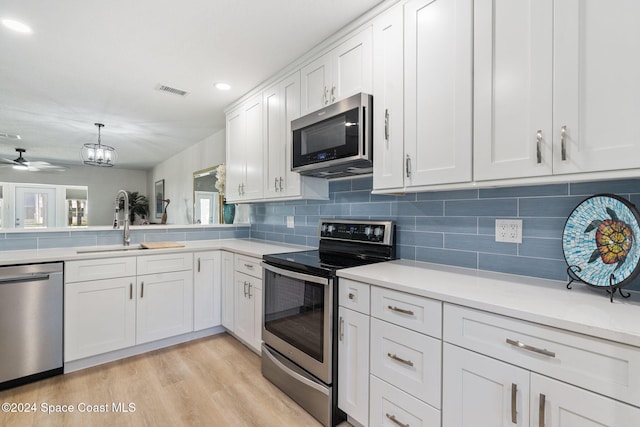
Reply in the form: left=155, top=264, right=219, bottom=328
left=76, top=245, right=144, bottom=254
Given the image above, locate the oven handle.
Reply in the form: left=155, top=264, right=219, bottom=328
left=261, top=262, right=331, bottom=286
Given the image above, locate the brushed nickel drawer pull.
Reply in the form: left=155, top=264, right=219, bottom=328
left=539, top=393, right=546, bottom=427
left=387, top=353, right=414, bottom=367
left=339, top=316, right=344, bottom=342
left=348, top=292, right=355, bottom=300
left=247, top=283, right=252, bottom=298
left=140, top=282, right=144, bottom=298
left=386, top=413, right=409, bottom=427
left=536, top=130, right=543, bottom=164
left=506, top=338, right=556, bottom=358
left=511, top=383, right=518, bottom=424
left=244, top=263, right=254, bottom=269
left=129, top=283, right=133, bottom=300
left=561, top=126, right=567, bottom=161
left=384, top=108, right=390, bottom=142
left=388, top=305, right=414, bottom=316
left=198, top=258, right=201, bottom=273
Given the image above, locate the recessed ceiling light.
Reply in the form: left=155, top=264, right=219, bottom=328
left=215, top=83, right=231, bottom=91
left=2, top=18, right=33, bottom=34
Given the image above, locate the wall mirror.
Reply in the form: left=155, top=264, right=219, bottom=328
left=193, top=165, right=222, bottom=225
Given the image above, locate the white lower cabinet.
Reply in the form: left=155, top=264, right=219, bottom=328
left=220, top=251, right=235, bottom=330
left=232, top=254, right=263, bottom=353
left=65, top=277, right=136, bottom=361
left=370, top=375, right=441, bottom=427
left=65, top=253, right=194, bottom=362
left=193, top=251, right=222, bottom=331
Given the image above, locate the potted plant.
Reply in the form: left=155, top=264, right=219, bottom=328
left=118, top=191, right=149, bottom=224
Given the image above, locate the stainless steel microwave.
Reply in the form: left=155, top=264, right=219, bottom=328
left=291, top=92, right=372, bottom=178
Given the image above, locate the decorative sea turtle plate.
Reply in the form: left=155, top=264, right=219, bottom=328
left=563, top=194, right=640, bottom=288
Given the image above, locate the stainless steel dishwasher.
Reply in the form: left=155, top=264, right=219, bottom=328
left=0, top=263, right=63, bottom=390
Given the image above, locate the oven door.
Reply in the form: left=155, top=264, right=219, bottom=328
left=262, top=262, right=333, bottom=384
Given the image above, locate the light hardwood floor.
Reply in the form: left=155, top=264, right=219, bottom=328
left=0, top=333, right=327, bottom=427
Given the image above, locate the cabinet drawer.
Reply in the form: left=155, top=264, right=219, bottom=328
left=370, top=318, right=441, bottom=408
left=443, top=303, right=640, bottom=407
left=339, top=278, right=370, bottom=315
left=137, top=252, right=193, bottom=275
left=371, top=286, right=442, bottom=338
left=65, top=257, right=136, bottom=283
left=369, top=375, right=440, bottom=427
left=235, top=254, right=262, bottom=279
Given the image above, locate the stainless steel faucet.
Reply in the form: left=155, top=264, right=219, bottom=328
left=114, top=190, right=130, bottom=246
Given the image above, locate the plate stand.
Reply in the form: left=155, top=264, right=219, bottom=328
left=566, top=265, right=631, bottom=303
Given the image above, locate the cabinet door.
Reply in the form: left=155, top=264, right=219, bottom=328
left=531, top=373, right=640, bottom=427
left=442, top=343, right=529, bottom=427
left=474, top=0, right=553, bottom=180
left=338, top=307, right=370, bottom=426
left=193, top=251, right=221, bottom=331
left=280, top=72, right=303, bottom=197
left=301, top=54, right=331, bottom=115
left=234, top=271, right=256, bottom=348
left=225, top=106, right=245, bottom=201
left=65, top=277, right=136, bottom=361
left=221, top=251, right=235, bottom=330
left=242, top=94, right=264, bottom=200
left=251, top=285, right=263, bottom=352
left=372, top=4, right=405, bottom=191
left=332, top=27, right=372, bottom=102
left=554, top=1, right=640, bottom=174
left=263, top=81, right=284, bottom=199
left=404, top=0, right=472, bottom=187
left=136, top=270, right=194, bottom=344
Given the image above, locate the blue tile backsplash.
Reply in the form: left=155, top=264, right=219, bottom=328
left=249, top=176, right=640, bottom=291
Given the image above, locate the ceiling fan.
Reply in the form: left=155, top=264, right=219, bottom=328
left=0, top=148, right=67, bottom=172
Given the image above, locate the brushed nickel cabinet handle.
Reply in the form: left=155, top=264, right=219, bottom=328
left=275, top=177, right=279, bottom=192
left=348, top=292, right=355, bottom=300
left=331, top=84, right=336, bottom=102
left=279, top=177, right=284, bottom=192
left=561, top=126, right=567, bottom=161
left=384, top=108, right=390, bottom=142
left=388, top=305, right=414, bottom=316
left=244, top=263, right=254, bottom=269
left=511, top=383, right=518, bottom=424
left=243, top=281, right=248, bottom=298
left=339, top=316, right=344, bottom=342
left=506, top=338, right=556, bottom=358
left=248, top=283, right=252, bottom=298
left=387, top=353, right=414, bottom=367
left=197, top=258, right=201, bottom=273
left=405, top=155, right=412, bottom=178
left=140, top=282, right=144, bottom=298
left=536, top=130, right=543, bottom=164
left=539, top=393, right=546, bottom=427
left=130, top=283, right=133, bottom=300
left=323, top=86, right=329, bottom=105
left=386, top=413, right=409, bottom=427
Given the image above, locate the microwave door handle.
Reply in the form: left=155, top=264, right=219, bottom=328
left=261, top=262, right=330, bottom=286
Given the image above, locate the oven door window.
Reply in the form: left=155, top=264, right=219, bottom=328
left=264, top=270, right=326, bottom=362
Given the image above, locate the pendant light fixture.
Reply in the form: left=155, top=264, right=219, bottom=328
left=81, top=123, right=116, bottom=167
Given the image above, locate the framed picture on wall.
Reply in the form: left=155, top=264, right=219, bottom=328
left=155, top=179, right=164, bottom=218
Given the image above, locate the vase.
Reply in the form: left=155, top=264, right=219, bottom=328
left=223, top=203, right=236, bottom=224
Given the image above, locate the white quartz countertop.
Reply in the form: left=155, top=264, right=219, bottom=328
left=0, top=238, right=310, bottom=266
left=338, top=259, right=640, bottom=347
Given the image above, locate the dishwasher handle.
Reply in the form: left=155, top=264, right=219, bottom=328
left=0, top=273, right=51, bottom=285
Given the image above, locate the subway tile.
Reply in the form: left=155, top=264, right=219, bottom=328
left=351, top=176, right=373, bottom=191
left=329, top=180, right=352, bottom=193
left=445, top=234, right=517, bottom=255
left=391, top=200, right=443, bottom=217
left=97, top=234, right=125, bottom=246
left=478, top=217, right=566, bottom=239
left=143, top=232, right=186, bottom=242
left=284, top=234, right=308, bottom=246
left=319, top=204, right=351, bottom=216
left=38, top=235, right=97, bottom=249
left=417, top=189, right=479, bottom=201
left=295, top=225, right=318, bottom=237
left=274, top=205, right=295, bottom=215
left=335, top=190, right=370, bottom=204
left=185, top=231, right=221, bottom=241
left=397, top=245, right=415, bottom=260
left=0, top=238, right=38, bottom=251
left=394, top=216, right=416, bottom=231
left=570, top=179, right=640, bottom=196
left=398, top=230, right=443, bottom=248
left=416, top=216, right=477, bottom=234
left=445, top=199, right=517, bottom=217
left=480, top=184, right=568, bottom=199
left=519, top=237, right=564, bottom=260
left=479, top=254, right=567, bottom=281
left=350, top=202, right=391, bottom=217
left=251, top=231, right=266, bottom=240
left=415, top=247, right=478, bottom=269
left=519, top=196, right=586, bottom=218
left=295, top=205, right=320, bottom=216
left=264, top=232, right=285, bottom=242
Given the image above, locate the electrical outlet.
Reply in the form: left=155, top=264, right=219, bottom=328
left=495, top=219, right=523, bottom=243
left=286, top=216, right=295, bottom=229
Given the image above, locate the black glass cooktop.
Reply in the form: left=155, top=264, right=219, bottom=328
left=263, top=249, right=385, bottom=277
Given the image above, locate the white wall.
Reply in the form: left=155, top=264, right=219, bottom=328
left=0, top=166, right=147, bottom=226
left=147, top=129, right=226, bottom=225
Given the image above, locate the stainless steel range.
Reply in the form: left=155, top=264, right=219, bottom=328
left=261, top=219, right=396, bottom=426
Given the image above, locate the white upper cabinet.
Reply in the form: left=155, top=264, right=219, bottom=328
left=553, top=0, right=640, bottom=174
left=301, top=27, right=373, bottom=115
left=263, top=71, right=328, bottom=200
left=474, top=0, right=554, bottom=181
left=225, top=94, right=264, bottom=202
left=404, top=0, right=473, bottom=188
left=372, top=3, right=405, bottom=191
left=476, top=0, right=640, bottom=181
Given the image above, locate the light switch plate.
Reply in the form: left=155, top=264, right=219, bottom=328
left=495, top=219, right=522, bottom=243
left=286, top=216, right=295, bottom=229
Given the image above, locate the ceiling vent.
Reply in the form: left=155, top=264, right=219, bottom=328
left=0, top=132, right=21, bottom=140
left=156, top=84, right=188, bottom=96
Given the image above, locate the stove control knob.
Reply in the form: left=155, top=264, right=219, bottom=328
left=373, top=227, right=384, bottom=239
left=364, top=226, right=373, bottom=237
left=326, top=224, right=335, bottom=234
left=321, top=224, right=328, bottom=234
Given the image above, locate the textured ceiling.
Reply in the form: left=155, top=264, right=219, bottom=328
left=0, top=0, right=382, bottom=169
